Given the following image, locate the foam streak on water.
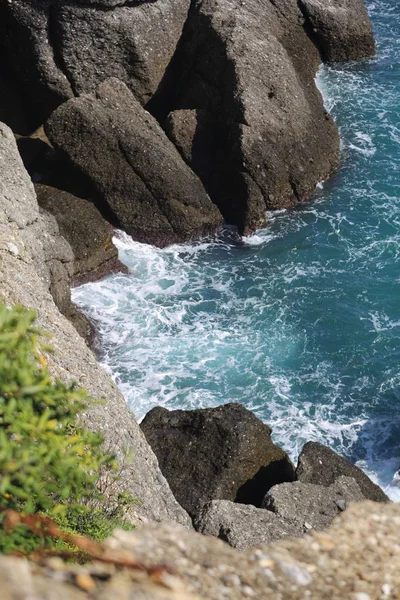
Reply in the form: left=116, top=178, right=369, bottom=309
left=73, top=0, right=400, bottom=500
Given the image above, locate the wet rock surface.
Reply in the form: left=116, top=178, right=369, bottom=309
left=296, top=441, right=390, bottom=502
left=35, top=184, right=127, bottom=285
left=140, top=403, right=295, bottom=518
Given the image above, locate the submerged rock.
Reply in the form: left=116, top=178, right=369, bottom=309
left=45, top=79, right=222, bottom=247
left=296, top=441, right=389, bottom=502
left=140, top=403, right=295, bottom=518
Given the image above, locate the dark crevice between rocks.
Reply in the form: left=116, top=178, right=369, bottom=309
left=296, top=0, right=326, bottom=62
left=47, top=1, right=78, bottom=96
left=147, top=7, right=254, bottom=234
left=235, top=458, right=297, bottom=507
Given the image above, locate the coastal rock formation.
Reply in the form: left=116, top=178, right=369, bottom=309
left=0, top=121, right=192, bottom=529
left=0, top=0, right=190, bottom=126
left=299, top=0, right=376, bottom=62
left=296, top=441, right=389, bottom=502
left=35, top=184, right=127, bottom=286
left=140, top=403, right=295, bottom=518
left=195, top=499, right=302, bottom=550
left=158, top=0, right=341, bottom=234
left=262, top=476, right=366, bottom=532
left=45, top=79, right=222, bottom=247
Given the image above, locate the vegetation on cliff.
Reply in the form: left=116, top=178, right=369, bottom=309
left=0, top=303, right=133, bottom=555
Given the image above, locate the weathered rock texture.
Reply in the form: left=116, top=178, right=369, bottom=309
left=299, top=0, right=376, bottom=62
left=0, top=122, right=73, bottom=315
left=262, top=475, right=366, bottom=532
left=35, top=184, right=127, bottom=285
left=140, top=403, right=295, bottom=518
left=0, top=121, right=192, bottom=529
left=195, top=499, right=302, bottom=551
left=296, top=441, right=389, bottom=502
left=0, top=0, right=190, bottom=126
left=45, top=79, right=222, bottom=247
left=3, top=502, right=398, bottom=599
left=158, top=0, right=341, bottom=234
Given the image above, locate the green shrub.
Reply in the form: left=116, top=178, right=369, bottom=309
left=0, top=303, right=134, bottom=554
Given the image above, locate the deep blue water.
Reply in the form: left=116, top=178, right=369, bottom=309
left=73, top=0, right=400, bottom=499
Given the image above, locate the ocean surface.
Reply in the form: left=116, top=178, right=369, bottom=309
left=73, top=0, right=400, bottom=500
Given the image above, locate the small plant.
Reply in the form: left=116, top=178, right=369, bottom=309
left=0, top=303, right=134, bottom=554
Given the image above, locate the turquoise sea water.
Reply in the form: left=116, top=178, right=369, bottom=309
left=73, top=0, right=400, bottom=499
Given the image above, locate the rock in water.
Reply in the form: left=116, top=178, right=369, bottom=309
left=140, top=403, right=295, bottom=518
left=159, top=0, right=341, bottom=234
left=262, top=476, right=366, bottom=532
left=195, top=499, right=302, bottom=551
left=299, top=0, right=375, bottom=62
left=296, top=441, right=389, bottom=502
left=45, top=78, right=222, bottom=247
left=35, top=184, right=126, bottom=285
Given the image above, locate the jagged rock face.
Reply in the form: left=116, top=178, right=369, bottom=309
left=45, top=78, right=223, bottom=247
left=195, top=499, right=303, bottom=551
left=299, top=0, right=376, bottom=62
left=262, top=476, right=366, bottom=533
left=0, top=0, right=190, bottom=128
left=35, top=184, right=127, bottom=285
left=159, top=0, right=341, bottom=234
left=296, top=441, right=389, bottom=502
left=0, top=121, right=192, bottom=529
left=140, top=403, right=296, bottom=518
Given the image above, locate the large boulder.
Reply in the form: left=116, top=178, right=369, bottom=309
left=296, top=441, right=389, bottom=502
left=35, top=184, right=127, bottom=285
left=299, top=0, right=375, bottom=62
left=140, top=403, right=295, bottom=518
left=45, top=78, right=222, bottom=247
left=195, top=499, right=302, bottom=551
left=262, top=476, right=366, bottom=533
left=0, top=120, right=192, bottom=529
left=159, top=0, right=341, bottom=234
left=0, top=0, right=190, bottom=127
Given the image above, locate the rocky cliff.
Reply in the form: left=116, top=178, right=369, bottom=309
left=0, top=0, right=374, bottom=242
left=0, top=122, right=191, bottom=529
